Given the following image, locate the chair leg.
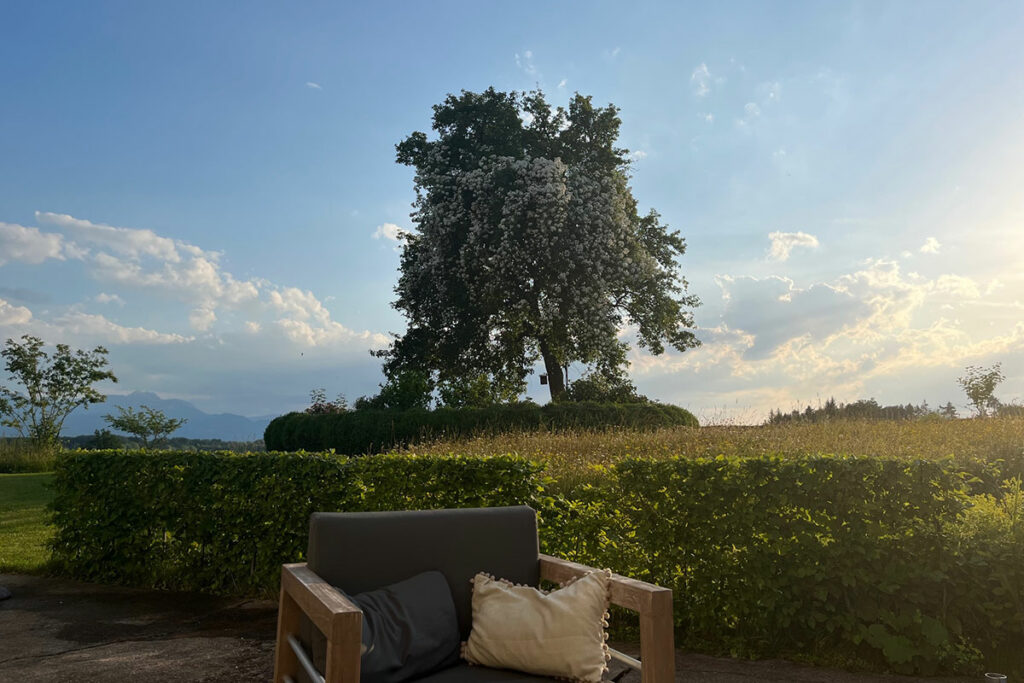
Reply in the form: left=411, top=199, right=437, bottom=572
left=324, top=611, right=362, bottom=683
left=639, top=590, right=675, bottom=683
left=274, top=586, right=302, bottom=682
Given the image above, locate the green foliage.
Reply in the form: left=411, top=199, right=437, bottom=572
left=355, top=370, right=433, bottom=411
left=264, top=402, right=699, bottom=454
left=0, top=438, right=57, bottom=473
left=561, top=371, right=647, bottom=404
left=306, top=388, right=349, bottom=414
left=47, top=447, right=1024, bottom=676
left=48, top=448, right=1024, bottom=676
left=436, top=373, right=524, bottom=408
left=768, top=397, right=932, bottom=424
left=382, top=88, right=700, bottom=400
left=0, top=335, right=117, bottom=447
left=958, top=363, right=1005, bottom=417
left=103, top=405, right=186, bottom=448
left=50, top=451, right=543, bottom=595
left=89, top=429, right=123, bottom=450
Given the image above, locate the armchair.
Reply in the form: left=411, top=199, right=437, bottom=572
left=274, top=506, right=674, bottom=683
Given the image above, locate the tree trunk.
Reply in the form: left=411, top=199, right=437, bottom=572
left=539, top=339, right=565, bottom=401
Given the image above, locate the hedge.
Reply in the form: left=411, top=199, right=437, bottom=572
left=263, top=401, right=699, bottom=454
left=50, top=450, right=1024, bottom=677
left=50, top=451, right=542, bottom=595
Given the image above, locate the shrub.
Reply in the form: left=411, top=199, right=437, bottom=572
left=264, top=401, right=699, bottom=454
left=48, top=448, right=1024, bottom=677
left=50, top=450, right=543, bottom=595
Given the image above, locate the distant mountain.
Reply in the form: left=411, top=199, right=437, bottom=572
left=52, top=392, right=275, bottom=441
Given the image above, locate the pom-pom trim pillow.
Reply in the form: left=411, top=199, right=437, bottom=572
left=461, top=569, right=612, bottom=683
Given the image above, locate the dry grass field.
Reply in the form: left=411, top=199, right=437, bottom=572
left=402, top=416, right=1024, bottom=480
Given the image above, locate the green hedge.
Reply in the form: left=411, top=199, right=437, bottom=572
left=50, top=451, right=542, bottom=595
left=264, top=401, right=698, bottom=454
left=49, top=450, right=1024, bottom=677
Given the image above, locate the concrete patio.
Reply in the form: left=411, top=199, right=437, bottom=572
left=0, top=574, right=972, bottom=682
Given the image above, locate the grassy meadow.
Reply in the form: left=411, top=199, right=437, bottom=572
left=401, top=416, right=1024, bottom=480
left=0, top=472, right=54, bottom=573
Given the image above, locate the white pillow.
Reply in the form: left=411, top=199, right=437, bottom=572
left=462, top=569, right=612, bottom=683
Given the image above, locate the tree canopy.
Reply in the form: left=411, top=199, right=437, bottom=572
left=0, top=335, right=117, bottom=447
left=380, top=88, right=700, bottom=399
left=103, top=405, right=187, bottom=449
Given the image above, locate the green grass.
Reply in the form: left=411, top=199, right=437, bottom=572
left=0, top=472, right=54, bottom=573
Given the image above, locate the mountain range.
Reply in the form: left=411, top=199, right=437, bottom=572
left=54, top=392, right=276, bottom=441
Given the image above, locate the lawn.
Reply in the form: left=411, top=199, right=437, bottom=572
left=0, top=472, right=54, bottom=573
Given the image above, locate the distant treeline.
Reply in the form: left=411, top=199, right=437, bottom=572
left=60, top=432, right=265, bottom=452
left=768, top=397, right=1024, bottom=424
left=768, top=398, right=956, bottom=424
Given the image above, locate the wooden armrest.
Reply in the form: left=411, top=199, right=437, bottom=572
left=275, top=563, right=361, bottom=683
left=539, top=554, right=670, bottom=613
left=281, top=563, right=362, bottom=635
left=539, top=554, right=674, bottom=683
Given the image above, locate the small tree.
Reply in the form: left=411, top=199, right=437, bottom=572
left=306, top=388, right=349, bottom=414
left=938, top=402, right=958, bottom=419
left=355, top=370, right=433, bottom=411
left=561, top=371, right=648, bottom=404
left=0, top=335, right=117, bottom=448
left=957, top=363, right=1004, bottom=417
left=436, top=374, right=523, bottom=408
left=103, top=405, right=186, bottom=448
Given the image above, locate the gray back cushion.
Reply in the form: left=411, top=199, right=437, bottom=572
left=307, top=506, right=539, bottom=639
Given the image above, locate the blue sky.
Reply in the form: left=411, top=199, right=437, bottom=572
left=1, top=1, right=1022, bottom=421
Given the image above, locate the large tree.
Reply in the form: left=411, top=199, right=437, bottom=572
left=381, top=88, right=700, bottom=400
left=0, top=335, right=117, bottom=447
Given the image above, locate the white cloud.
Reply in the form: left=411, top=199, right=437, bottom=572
left=189, top=306, right=217, bottom=332
left=701, top=112, right=714, bottom=123
left=37, top=212, right=181, bottom=262
left=767, top=231, right=820, bottom=261
left=920, top=236, right=942, bottom=254
left=514, top=50, right=537, bottom=76
left=609, top=47, right=621, bottom=59
left=95, top=293, right=125, bottom=306
left=0, top=222, right=66, bottom=265
left=51, top=311, right=190, bottom=345
left=0, top=298, right=33, bottom=325
left=305, top=82, right=322, bottom=90
left=372, top=223, right=405, bottom=242
left=691, top=63, right=712, bottom=97
left=557, top=78, right=567, bottom=89
left=630, top=150, right=647, bottom=161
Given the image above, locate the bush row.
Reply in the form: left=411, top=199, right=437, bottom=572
left=50, top=451, right=542, bottom=595
left=50, top=450, right=1024, bottom=677
left=263, top=401, right=698, bottom=454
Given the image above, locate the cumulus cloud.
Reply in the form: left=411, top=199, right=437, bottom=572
left=372, top=223, right=405, bottom=242
left=37, top=211, right=182, bottom=262
left=0, top=221, right=66, bottom=265
left=920, top=236, right=942, bottom=254
left=189, top=306, right=217, bottom=332
left=305, top=81, right=322, bottom=90
left=0, top=298, right=33, bottom=325
left=557, top=78, right=567, bottom=89
left=691, top=63, right=712, bottom=97
left=767, top=231, right=820, bottom=261
left=630, top=150, right=648, bottom=161
left=95, top=293, right=125, bottom=306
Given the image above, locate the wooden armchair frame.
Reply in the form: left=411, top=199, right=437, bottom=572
left=274, top=555, right=674, bottom=683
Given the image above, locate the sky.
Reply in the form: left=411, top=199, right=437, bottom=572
left=1, top=1, right=1022, bottom=422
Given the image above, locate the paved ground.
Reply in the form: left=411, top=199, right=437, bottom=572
left=0, top=574, right=972, bottom=682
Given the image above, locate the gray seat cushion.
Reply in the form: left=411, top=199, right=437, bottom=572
left=415, top=664, right=559, bottom=683
left=307, top=506, right=540, bottom=639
